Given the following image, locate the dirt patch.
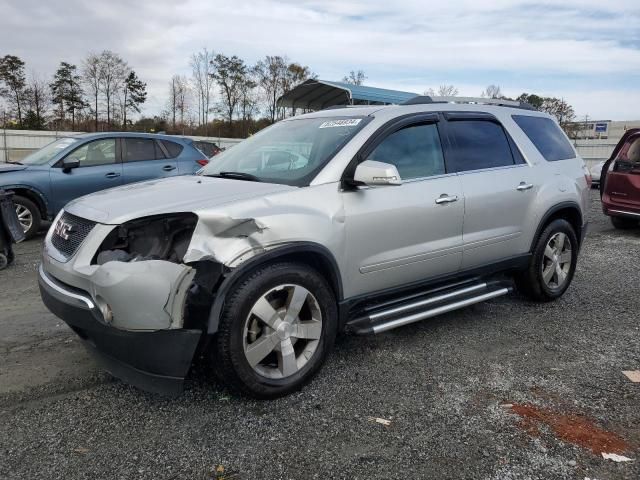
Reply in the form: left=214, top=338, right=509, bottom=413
left=509, top=403, right=630, bottom=455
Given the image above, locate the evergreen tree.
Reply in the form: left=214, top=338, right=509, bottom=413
left=122, top=70, right=146, bottom=129
left=50, top=62, right=86, bottom=130
left=0, top=55, right=28, bottom=127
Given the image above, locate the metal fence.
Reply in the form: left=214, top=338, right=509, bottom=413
left=0, top=129, right=243, bottom=163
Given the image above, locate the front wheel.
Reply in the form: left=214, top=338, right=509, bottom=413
left=13, top=195, right=41, bottom=239
left=515, top=219, right=578, bottom=302
left=212, top=262, right=337, bottom=398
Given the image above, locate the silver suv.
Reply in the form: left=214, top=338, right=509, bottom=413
left=39, top=97, right=590, bottom=398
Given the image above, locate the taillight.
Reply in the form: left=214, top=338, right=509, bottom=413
left=196, top=159, right=209, bottom=167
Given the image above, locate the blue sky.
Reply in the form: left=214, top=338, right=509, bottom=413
left=2, top=0, right=639, bottom=120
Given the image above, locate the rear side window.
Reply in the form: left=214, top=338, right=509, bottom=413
left=162, top=140, right=184, bottom=158
left=447, top=120, right=515, bottom=172
left=124, top=138, right=165, bottom=162
left=512, top=115, right=575, bottom=161
left=367, top=123, right=445, bottom=180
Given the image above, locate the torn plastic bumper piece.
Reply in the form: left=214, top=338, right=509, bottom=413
left=38, top=265, right=202, bottom=396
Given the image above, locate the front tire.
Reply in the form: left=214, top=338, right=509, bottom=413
left=212, top=262, right=337, bottom=399
left=515, top=219, right=578, bottom=302
left=611, top=216, right=638, bottom=230
left=13, top=195, right=41, bottom=239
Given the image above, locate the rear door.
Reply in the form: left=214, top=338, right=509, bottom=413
left=49, top=137, right=123, bottom=212
left=442, top=113, right=537, bottom=269
left=343, top=116, right=464, bottom=297
left=121, top=137, right=179, bottom=184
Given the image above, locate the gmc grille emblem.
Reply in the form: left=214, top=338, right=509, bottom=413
left=54, top=220, right=74, bottom=240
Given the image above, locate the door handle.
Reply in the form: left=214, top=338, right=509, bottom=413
left=162, top=165, right=177, bottom=171
left=435, top=194, right=459, bottom=204
left=516, top=182, right=533, bottom=191
left=105, top=172, right=121, bottom=179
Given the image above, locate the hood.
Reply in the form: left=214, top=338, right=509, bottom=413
left=65, top=175, right=295, bottom=224
left=0, top=163, right=28, bottom=173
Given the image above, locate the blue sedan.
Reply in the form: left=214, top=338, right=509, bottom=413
left=0, top=132, right=209, bottom=238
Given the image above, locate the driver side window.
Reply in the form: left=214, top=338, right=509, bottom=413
left=65, top=139, right=116, bottom=167
left=367, top=123, right=445, bottom=180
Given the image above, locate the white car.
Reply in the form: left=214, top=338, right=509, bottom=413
left=590, top=160, right=606, bottom=186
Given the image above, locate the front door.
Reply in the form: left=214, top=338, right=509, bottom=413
left=342, top=120, right=464, bottom=298
left=49, top=137, right=123, bottom=212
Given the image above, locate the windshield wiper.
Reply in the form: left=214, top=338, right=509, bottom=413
left=6, top=161, right=23, bottom=165
left=208, top=171, right=261, bottom=182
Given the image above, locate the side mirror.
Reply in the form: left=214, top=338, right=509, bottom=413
left=62, top=158, right=80, bottom=173
left=353, top=160, right=402, bottom=187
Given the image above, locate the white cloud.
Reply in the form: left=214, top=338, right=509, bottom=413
left=1, top=0, right=638, bottom=119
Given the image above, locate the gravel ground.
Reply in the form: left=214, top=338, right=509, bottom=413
left=1, top=193, right=638, bottom=480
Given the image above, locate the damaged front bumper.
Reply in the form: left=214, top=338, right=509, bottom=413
left=38, top=264, right=202, bottom=395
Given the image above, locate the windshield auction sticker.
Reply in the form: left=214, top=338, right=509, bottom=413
left=319, top=119, right=362, bottom=128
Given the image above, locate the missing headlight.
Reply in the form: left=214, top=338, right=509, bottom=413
left=93, top=213, right=199, bottom=265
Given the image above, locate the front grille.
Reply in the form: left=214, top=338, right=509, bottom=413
left=51, top=212, right=97, bottom=260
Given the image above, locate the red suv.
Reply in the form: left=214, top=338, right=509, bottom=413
left=601, top=128, right=640, bottom=229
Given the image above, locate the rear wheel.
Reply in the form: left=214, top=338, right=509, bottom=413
left=611, top=216, right=638, bottom=230
left=13, top=195, right=41, bottom=239
left=212, top=262, right=337, bottom=398
left=516, top=219, right=578, bottom=302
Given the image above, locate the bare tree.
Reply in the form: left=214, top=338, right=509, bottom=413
left=239, top=75, right=258, bottom=136
left=175, top=75, right=189, bottom=131
left=210, top=53, right=248, bottom=127
left=425, top=84, right=459, bottom=97
left=82, top=53, right=102, bottom=130
left=254, top=55, right=288, bottom=123
left=167, top=75, right=189, bottom=132
left=190, top=48, right=215, bottom=132
left=481, top=84, right=502, bottom=99
left=27, top=72, right=50, bottom=128
left=98, top=51, right=127, bottom=127
left=342, top=70, right=367, bottom=86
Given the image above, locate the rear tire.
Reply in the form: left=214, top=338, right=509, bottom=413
left=13, top=195, right=41, bottom=239
left=611, top=216, right=638, bottom=230
left=212, top=262, right=337, bottom=399
left=515, top=219, right=578, bottom=302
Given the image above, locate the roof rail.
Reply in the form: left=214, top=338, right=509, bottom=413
left=401, top=96, right=535, bottom=110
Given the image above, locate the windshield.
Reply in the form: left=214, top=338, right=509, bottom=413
left=21, top=137, right=78, bottom=165
left=200, top=116, right=369, bottom=186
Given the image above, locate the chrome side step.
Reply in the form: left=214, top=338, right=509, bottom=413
left=346, top=280, right=512, bottom=335
left=372, top=286, right=510, bottom=333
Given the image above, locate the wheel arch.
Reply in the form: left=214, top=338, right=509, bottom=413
left=530, top=202, right=584, bottom=252
left=206, top=242, right=343, bottom=334
left=5, top=185, right=49, bottom=219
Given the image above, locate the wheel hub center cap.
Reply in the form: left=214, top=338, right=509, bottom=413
left=276, top=322, right=293, bottom=341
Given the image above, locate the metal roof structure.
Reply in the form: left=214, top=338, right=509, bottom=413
left=277, top=79, right=419, bottom=110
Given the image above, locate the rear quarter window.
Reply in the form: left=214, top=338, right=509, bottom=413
left=512, top=115, right=575, bottom=161
left=161, top=140, right=184, bottom=158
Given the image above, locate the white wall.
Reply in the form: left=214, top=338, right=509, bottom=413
left=0, top=129, right=242, bottom=163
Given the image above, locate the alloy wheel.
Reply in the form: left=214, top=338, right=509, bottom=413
left=15, top=204, right=33, bottom=233
left=541, top=232, right=572, bottom=290
left=243, top=284, right=323, bottom=379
